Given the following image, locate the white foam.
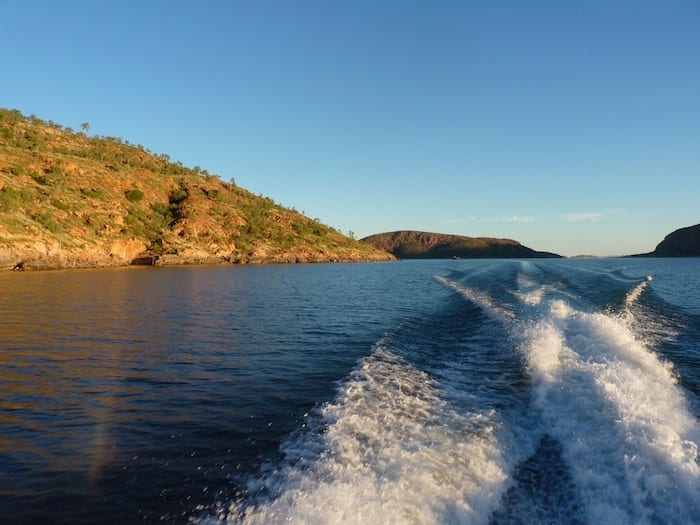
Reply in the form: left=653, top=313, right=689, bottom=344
left=433, top=275, right=514, bottom=323
left=513, top=272, right=546, bottom=306
left=624, top=276, right=652, bottom=307
left=204, top=345, right=514, bottom=524
left=524, top=321, right=571, bottom=386
left=512, top=270, right=576, bottom=310
left=619, top=277, right=682, bottom=354
left=201, top=269, right=698, bottom=524
left=432, top=270, right=700, bottom=522
left=522, top=298, right=700, bottom=524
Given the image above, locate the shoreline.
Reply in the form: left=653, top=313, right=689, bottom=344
left=0, top=250, right=395, bottom=271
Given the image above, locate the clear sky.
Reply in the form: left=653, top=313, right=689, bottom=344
left=1, top=1, right=698, bottom=256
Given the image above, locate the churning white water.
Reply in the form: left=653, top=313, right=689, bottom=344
left=206, top=343, right=516, bottom=524
left=200, top=262, right=699, bottom=525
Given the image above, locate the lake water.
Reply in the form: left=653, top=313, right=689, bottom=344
left=0, top=259, right=698, bottom=524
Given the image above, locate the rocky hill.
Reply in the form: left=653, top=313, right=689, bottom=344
left=362, top=230, right=562, bottom=259
left=634, top=223, right=700, bottom=257
left=0, top=108, right=392, bottom=269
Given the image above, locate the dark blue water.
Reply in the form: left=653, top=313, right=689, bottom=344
left=0, top=259, right=698, bottom=524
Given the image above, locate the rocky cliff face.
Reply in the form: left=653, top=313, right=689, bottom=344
left=638, top=223, right=700, bottom=257
left=0, top=109, right=392, bottom=269
left=362, top=230, right=561, bottom=259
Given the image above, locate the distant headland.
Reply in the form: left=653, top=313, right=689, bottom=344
left=631, top=223, right=700, bottom=257
left=361, top=230, right=562, bottom=259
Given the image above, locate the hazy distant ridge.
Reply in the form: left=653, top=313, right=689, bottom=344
left=362, top=230, right=562, bottom=259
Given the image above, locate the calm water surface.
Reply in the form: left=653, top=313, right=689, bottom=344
left=0, top=259, right=698, bottom=524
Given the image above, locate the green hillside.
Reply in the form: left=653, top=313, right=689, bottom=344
left=0, top=108, right=392, bottom=269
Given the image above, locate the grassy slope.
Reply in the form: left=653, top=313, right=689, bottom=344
left=0, top=108, right=392, bottom=268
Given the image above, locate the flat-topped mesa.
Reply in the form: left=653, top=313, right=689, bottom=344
left=361, top=230, right=562, bottom=259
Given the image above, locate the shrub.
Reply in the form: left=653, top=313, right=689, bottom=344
left=81, top=187, right=104, bottom=199
left=8, top=165, right=27, bottom=177
left=151, top=202, right=170, bottom=216
left=51, top=199, right=70, bottom=211
left=124, top=206, right=169, bottom=241
left=34, top=212, right=61, bottom=233
left=169, top=188, right=188, bottom=203
left=124, top=189, right=145, bottom=202
left=42, top=166, right=63, bottom=185
left=19, top=187, right=39, bottom=204
left=0, top=187, right=21, bottom=212
left=168, top=188, right=189, bottom=220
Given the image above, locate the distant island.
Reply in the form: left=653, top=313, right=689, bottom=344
left=631, top=223, right=700, bottom=257
left=0, top=108, right=393, bottom=270
left=361, top=230, right=562, bottom=259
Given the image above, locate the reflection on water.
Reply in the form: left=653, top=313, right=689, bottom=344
left=0, top=269, right=236, bottom=511
left=0, top=263, right=417, bottom=523
left=1, top=259, right=699, bottom=524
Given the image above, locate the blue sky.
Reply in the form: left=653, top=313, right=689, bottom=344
left=1, top=1, right=698, bottom=256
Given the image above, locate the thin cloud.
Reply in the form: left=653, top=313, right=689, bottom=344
left=562, top=211, right=605, bottom=223
left=486, top=215, right=537, bottom=224
left=561, top=209, right=624, bottom=223
left=444, top=215, right=537, bottom=226
left=444, top=216, right=477, bottom=225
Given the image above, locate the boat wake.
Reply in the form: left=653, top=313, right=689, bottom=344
left=202, top=343, right=516, bottom=524
left=198, top=262, right=699, bottom=525
left=439, top=265, right=700, bottom=524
